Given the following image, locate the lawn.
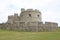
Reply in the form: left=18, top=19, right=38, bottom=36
left=0, top=29, right=60, bottom=40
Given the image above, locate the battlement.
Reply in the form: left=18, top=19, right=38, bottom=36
left=45, top=22, right=58, bottom=24
left=8, top=15, right=14, bottom=19
left=8, top=13, right=18, bottom=19
left=14, top=13, right=18, bottom=17
left=21, top=8, right=40, bottom=13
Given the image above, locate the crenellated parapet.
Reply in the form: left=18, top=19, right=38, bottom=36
left=21, top=8, right=41, bottom=13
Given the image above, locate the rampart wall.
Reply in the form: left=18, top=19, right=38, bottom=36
left=1, top=22, right=58, bottom=32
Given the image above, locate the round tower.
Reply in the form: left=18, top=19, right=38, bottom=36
left=20, top=8, right=42, bottom=22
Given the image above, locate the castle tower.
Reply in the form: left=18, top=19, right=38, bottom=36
left=20, top=8, right=42, bottom=22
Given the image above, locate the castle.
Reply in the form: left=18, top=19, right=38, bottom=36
left=0, top=8, right=58, bottom=32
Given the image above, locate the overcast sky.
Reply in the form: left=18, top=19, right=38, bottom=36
left=0, top=0, right=60, bottom=26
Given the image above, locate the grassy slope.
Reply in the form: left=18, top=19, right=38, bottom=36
left=0, top=29, right=60, bottom=40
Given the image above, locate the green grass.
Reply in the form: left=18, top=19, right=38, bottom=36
left=0, top=29, right=60, bottom=40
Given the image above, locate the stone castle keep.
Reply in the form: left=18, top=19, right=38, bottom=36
left=0, top=8, right=58, bottom=32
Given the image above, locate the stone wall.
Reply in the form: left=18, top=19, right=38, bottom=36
left=45, top=22, right=58, bottom=31
left=2, top=22, right=58, bottom=32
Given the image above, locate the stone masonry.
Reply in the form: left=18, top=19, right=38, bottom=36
left=0, top=8, right=58, bottom=32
